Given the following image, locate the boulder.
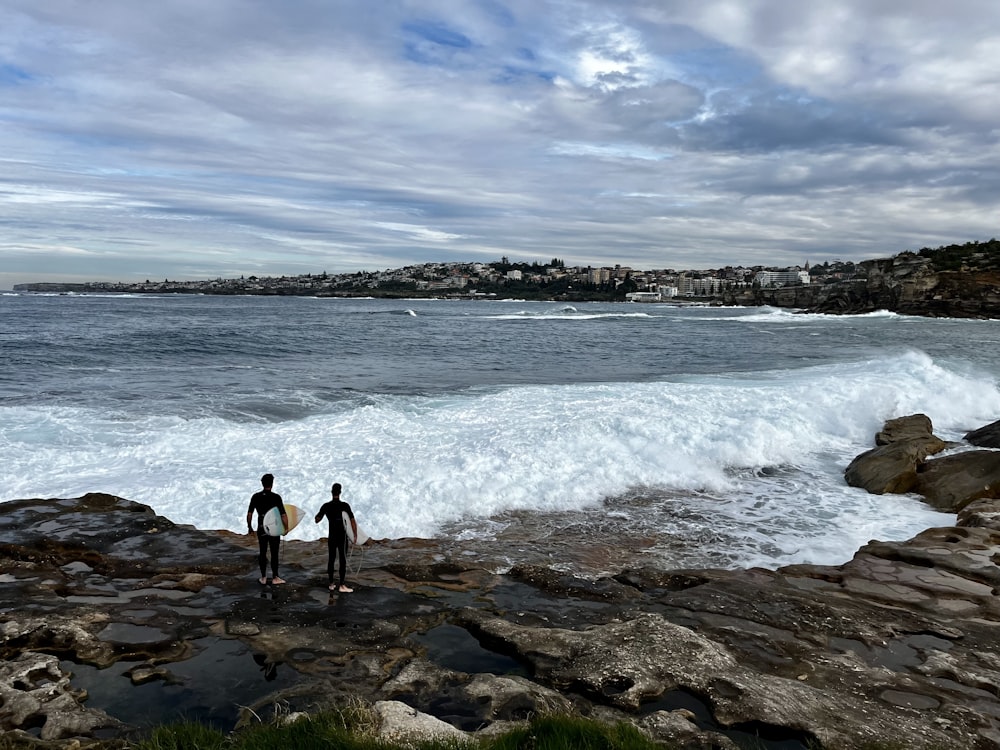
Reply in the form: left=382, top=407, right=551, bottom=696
left=965, top=419, right=1000, bottom=448
left=875, top=413, right=936, bottom=445
left=845, top=413, right=947, bottom=494
left=916, top=450, right=1000, bottom=511
left=374, top=700, right=470, bottom=745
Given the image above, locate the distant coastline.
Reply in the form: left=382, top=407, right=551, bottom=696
left=12, top=238, right=1000, bottom=318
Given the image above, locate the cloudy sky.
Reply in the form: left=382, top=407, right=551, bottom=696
left=1, top=1, right=998, bottom=288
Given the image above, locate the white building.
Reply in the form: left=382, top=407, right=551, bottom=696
left=677, top=274, right=723, bottom=296
left=755, top=269, right=810, bottom=287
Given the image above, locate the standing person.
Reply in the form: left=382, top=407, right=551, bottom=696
left=315, top=482, right=358, bottom=593
left=246, top=473, right=288, bottom=585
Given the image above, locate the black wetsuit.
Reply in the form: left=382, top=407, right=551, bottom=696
left=248, top=489, right=286, bottom=579
left=316, top=498, right=354, bottom=586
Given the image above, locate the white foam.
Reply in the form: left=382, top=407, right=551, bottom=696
left=1, top=350, right=993, bottom=569
left=698, top=306, right=904, bottom=323
left=483, top=307, right=653, bottom=321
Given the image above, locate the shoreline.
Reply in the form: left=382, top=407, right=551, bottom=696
left=1, top=489, right=998, bottom=748
left=2, top=416, right=999, bottom=747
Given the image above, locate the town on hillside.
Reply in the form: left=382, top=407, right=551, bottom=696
left=13, top=239, right=1000, bottom=309
left=12, top=257, right=855, bottom=301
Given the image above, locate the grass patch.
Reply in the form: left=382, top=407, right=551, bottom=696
left=129, top=711, right=668, bottom=750
left=488, top=714, right=662, bottom=750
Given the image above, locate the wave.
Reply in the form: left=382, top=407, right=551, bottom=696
left=2, top=350, right=993, bottom=567
left=697, top=306, right=904, bottom=323
left=367, top=308, right=418, bottom=316
left=484, top=307, right=654, bottom=321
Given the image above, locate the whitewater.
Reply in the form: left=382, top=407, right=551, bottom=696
left=2, top=293, right=999, bottom=574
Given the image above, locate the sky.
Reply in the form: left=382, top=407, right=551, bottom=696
left=1, top=1, right=999, bottom=289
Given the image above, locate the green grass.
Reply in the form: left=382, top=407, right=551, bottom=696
left=487, top=714, right=662, bottom=750
left=130, top=711, right=668, bottom=750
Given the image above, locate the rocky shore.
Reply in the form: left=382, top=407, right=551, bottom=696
left=2, top=415, right=1000, bottom=749
left=742, top=253, right=1000, bottom=319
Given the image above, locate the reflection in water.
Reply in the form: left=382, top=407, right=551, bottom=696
left=252, top=653, right=279, bottom=681
left=61, top=637, right=300, bottom=730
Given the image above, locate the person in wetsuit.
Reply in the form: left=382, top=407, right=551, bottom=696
left=246, top=473, right=288, bottom=585
left=314, top=482, right=358, bottom=592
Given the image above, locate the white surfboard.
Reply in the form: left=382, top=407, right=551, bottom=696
left=262, top=504, right=303, bottom=536
left=343, top=510, right=370, bottom=545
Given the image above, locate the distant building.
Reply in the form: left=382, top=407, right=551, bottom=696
left=625, top=291, right=661, bottom=302
left=677, top=274, right=723, bottom=296
left=658, top=285, right=679, bottom=298
left=755, top=269, right=810, bottom=287
left=588, top=267, right=611, bottom=284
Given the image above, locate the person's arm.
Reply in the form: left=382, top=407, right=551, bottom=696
left=246, top=500, right=254, bottom=535
left=314, top=502, right=325, bottom=524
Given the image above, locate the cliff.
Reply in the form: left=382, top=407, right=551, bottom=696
left=735, top=242, right=1000, bottom=318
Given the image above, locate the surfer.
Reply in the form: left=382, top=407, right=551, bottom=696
left=246, top=473, right=289, bottom=585
left=314, top=482, right=357, bottom=593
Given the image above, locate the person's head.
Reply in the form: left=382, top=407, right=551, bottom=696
left=331, top=482, right=341, bottom=497
left=261, top=473, right=274, bottom=489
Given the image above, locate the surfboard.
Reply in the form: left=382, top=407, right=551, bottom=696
left=262, top=504, right=304, bottom=536
left=342, top=510, right=370, bottom=545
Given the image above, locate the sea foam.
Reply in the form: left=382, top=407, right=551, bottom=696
left=1, top=349, right=993, bottom=570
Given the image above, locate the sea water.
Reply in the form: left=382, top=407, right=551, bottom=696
left=2, top=293, right=999, bottom=574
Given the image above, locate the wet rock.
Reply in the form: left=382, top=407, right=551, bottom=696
left=965, top=419, right=1000, bottom=448
left=846, top=415, right=1000, bottom=513
left=0, top=651, right=122, bottom=740
left=916, top=449, right=1000, bottom=511
left=962, top=420, right=1000, bottom=448
left=381, top=656, right=573, bottom=730
left=507, top=564, right=639, bottom=602
left=844, top=414, right=946, bottom=494
left=875, top=413, right=937, bottom=445
left=957, top=497, right=1000, bottom=530
left=0, top=615, right=116, bottom=667
left=3, top=491, right=1000, bottom=748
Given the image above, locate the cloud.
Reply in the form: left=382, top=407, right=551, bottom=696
left=0, top=0, right=998, bottom=288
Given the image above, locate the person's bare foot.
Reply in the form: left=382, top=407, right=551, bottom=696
left=338, top=585, right=353, bottom=593
left=271, top=577, right=286, bottom=585
left=258, top=577, right=267, bottom=585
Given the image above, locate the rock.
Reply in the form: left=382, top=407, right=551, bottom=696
left=965, top=419, right=1000, bottom=448
left=3, top=491, right=1000, bottom=748
left=875, top=413, right=936, bottom=445
left=957, top=497, right=1000, bottom=530
left=916, top=449, right=1000, bottom=511
left=638, top=710, right=739, bottom=750
left=844, top=414, right=947, bottom=494
left=374, top=700, right=470, bottom=745
left=736, top=249, right=1000, bottom=319
left=847, top=414, right=1000, bottom=511
left=844, top=439, right=945, bottom=494
left=0, top=651, right=122, bottom=740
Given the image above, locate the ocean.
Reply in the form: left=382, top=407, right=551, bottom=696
left=3, top=292, right=999, bottom=576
